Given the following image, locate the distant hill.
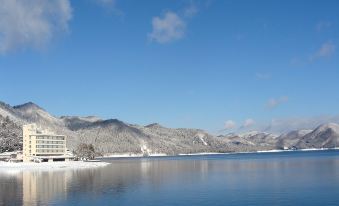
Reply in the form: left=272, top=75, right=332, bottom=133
left=0, top=101, right=338, bottom=155
left=295, top=123, right=339, bottom=149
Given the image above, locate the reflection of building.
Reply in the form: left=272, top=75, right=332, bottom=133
left=23, top=124, right=71, bottom=162
left=22, top=171, right=71, bottom=206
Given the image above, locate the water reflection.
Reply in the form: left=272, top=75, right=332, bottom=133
left=0, top=159, right=222, bottom=205
left=0, top=172, right=23, bottom=206
left=0, top=151, right=339, bottom=206
left=22, top=171, right=71, bottom=206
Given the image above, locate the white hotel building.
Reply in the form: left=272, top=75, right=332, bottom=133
left=23, top=124, right=72, bottom=162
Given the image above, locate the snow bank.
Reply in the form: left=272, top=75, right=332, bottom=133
left=180, top=148, right=339, bottom=156
left=178, top=152, right=230, bottom=156
left=101, top=153, right=167, bottom=158
left=0, top=161, right=110, bottom=172
left=299, top=148, right=336, bottom=151
left=100, top=148, right=339, bottom=159
left=256, top=149, right=290, bottom=153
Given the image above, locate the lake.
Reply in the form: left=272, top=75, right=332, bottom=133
left=1, top=150, right=339, bottom=206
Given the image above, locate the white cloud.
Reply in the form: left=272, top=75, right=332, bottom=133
left=183, top=2, right=199, bottom=18
left=310, top=41, right=336, bottom=61
left=316, top=42, right=335, bottom=57
left=0, top=0, right=72, bottom=54
left=266, top=96, right=288, bottom=109
left=148, top=2, right=201, bottom=44
left=224, top=120, right=236, bottom=130
left=148, top=11, right=186, bottom=44
left=96, top=0, right=116, bottom=6
left=243, top=118, right=255, bottom=128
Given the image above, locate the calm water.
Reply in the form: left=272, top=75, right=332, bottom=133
left=1, top=150, right=339, bottom=206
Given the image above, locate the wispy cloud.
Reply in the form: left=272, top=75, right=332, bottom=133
left=315, top=21, right=332, bottom=32
left=310, top=41, right=336, bottom=61
left=95, top=0, right=116, bottom=6
left=243, top=118, right=255, bottom=128
left=220, top=118, right=255, bottom=133
left=224, top=120, right=236, bottom=130
left=0, top=0, right=72, bottom=54
left=148, top=11, right=186, bottom=44
left=93, top=0, right=123, bottom=16
left=148, top=2, right=200, bottom=44
left=266, top=96, right=289, bottom=109
left=183, top=2, right=199, bottom=18
left=291, top=41, right=336, bottom=66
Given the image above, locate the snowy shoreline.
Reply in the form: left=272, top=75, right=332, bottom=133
left=1, top=148, right=336, bottom=171
left=0, top=161, right=110, bottom=172
left=180, top=148, right=339, bottom=156
left=99, top=148, right=339, bottom=159
left=100, top=153, right=167, bottom=158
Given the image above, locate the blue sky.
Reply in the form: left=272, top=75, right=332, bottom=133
left=0, top=0, right=338, bottom=134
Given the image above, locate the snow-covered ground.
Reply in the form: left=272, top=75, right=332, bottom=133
left=0, top=161, right=110, bottom=171
left=100, top=148, right=339, bottom=159
left=178, top=152, right=230, bottom=156
left=256, top=149, right=292, bottom=153
left=101, top=153, right=167, bottom=158
left=101, top=152, right=229, bottom=158
left=299, top=147, right=339, bottom=151
left=180, top=148, right=339, bottom=156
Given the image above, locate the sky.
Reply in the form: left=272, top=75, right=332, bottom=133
left=0, top=0, right=339, bottom=134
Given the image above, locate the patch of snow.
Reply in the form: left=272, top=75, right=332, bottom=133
left=140, top=143, right=153, bottom=156
left=196, top=133, right=208, bottom=146
left=0, top=151, right=17, bottom=157
left=297, top=129, right=313, bottom=136
left=299, top=148, right=327, bottom=151
left=256, top=149, right=290, bottom=153
left=178, top=152, right=229, bottom=156
left=0, top=161, right=110, bottom=172
left=101, top=153, right=168, bottom=158
left=238, top=131, right=261, bottom=138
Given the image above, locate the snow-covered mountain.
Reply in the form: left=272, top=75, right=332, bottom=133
left=275, top=129, right=312, bottom=149
left=295, top=123, right=339, bottom=149
left=0, top=101, right=233, bottom=154
left=14, top=102, right=64, bottom=128
left=0, top=101, right=338, bottom=155
left=219, top=131, right=279, bottom=152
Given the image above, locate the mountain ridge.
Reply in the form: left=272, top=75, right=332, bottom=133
left=0, top=101, right=338, bottom=155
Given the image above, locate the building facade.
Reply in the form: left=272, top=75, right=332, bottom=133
left=23, top=124, right=71, bottom=162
